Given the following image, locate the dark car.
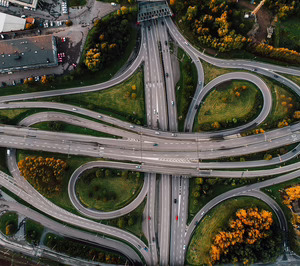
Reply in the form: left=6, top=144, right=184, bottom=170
left=166, top=73, right=169, bottom=77
left=194, top=104, right=199, bottom=110
left=165, top=41, right=168, bottom=45
left=274, top=74, right=279, bottom=78
left=174, top=199, right=177, bottom=203
left=161, top=21, right=164, bottom=25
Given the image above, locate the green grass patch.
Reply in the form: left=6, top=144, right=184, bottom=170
left=276, top=16, right=300, bottom=52
left=37, top=68, right=145, bottom=125
left=261, top=77, right=299, bottom=129
left=194, top=80, right=262, bottom=132
left=0, top=212, right=18, bottom=236
left=76, top=168, right=143, bottom=211
left=0, top=148, right=9, bottom=174
left=44, top=232, right=126, bottom=264
left=25, top=219, right=44, bottom=245
left=17, top=150, right=102, bottom=214
left=201, top=60, right=236, bottom=85
left=186, top=197, right=280, bottom=265
left=176, top=47, right=198, bottom=131
left=262, top=177, right=300, bottom=255
left=32, top=121, right=119, bottom=139
left=68, top=0, right=86, bottom=7
left=103, top=199, right=147, bottom=242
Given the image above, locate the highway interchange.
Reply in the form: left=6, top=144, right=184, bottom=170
left=0, top=4, right=300, bottom=266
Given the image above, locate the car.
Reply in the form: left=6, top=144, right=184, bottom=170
left=199, top=81, right=202, bottom=85
left=136, top=165, right=141, bottom=169
left=35, top=76, right=40, bottom=82
left=130, top=125, right=135, bottom=128
left=171, top=100, right=174, bottom=105
left=0, top=34, right=5, bottom=39
left=194, top=220, right=199, bottom=226
left=254, top=68, right=257, bottom=71
left=7, top=71, right=13, bottom=74
left=153, top=143, right=158, bottom=146
left=194, top=104, right=199, bottom=110
left=24, top=6, right=30, bottom=9
left=111, top=2, right=117, bottom=6
left=12, top=80, right=16, bottom=86
left=165, top=73, right=169, bottom=77
left=152, top=237, right=155, bottom=242
left=174, top=199, right=177, bottom=203
left=72, top=108, right=77, bottom=111
left=183, top=245, right=186, bottom=250
left=50, top=21, right=54, bottom=27
left=165, top=41, right=168, bottom=45
left=148, top=26, right=150, bottom=31
left=274, top=74, right=279, bottom=78
left=176, top=215, right=178, bottom=221
left=98, top=115, right=102, bottom=118
left=184, top=41, right=188, bottom=45
left=6, top=150, right=10, bottom=156
left=153, top=109, right=156, bottom=114
left=21, top=15, right=26, bottom=19
left=171, top=133, right=176, bottom=137
left=161, top=21, right=164, bottom=25
left=155, top=131, right=160, bottom=135
left=144, top=247, right=148, bottom=252
left=148, top=216, right=151, bottom=220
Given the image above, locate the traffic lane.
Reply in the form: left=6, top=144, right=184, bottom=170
left=67, top=161, right=149, bottom=219
left=0, top=201, right=142, bottom=265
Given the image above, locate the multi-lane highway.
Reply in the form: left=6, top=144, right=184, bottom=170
left=0, top=3, right=300, bottom=265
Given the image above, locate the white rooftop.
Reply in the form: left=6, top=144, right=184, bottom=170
left=0, top=12, right=26, bottom=33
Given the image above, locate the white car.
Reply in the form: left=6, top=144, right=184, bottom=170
left=111, top=2, right=117, bottom=6
left=130, top=125, right=135, bottom=128
left=72, top=108, right=77, bottom=111
left=155, top=131, right=160, bottom=135
left=98, top=115, right=102, bottom=118
left=171, top=100, right=174, bottom=105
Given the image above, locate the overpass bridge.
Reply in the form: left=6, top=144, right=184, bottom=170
left=138, top=1, right=172, bottom=22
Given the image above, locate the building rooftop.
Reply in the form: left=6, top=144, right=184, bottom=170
left=0, top=12, right=26, bottom=33
left=0, top=35, right=58, bottom=73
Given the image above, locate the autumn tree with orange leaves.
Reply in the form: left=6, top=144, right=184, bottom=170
left=210, top=207, right=281, bottom=265
left=18, top=156, right=67, bottom=196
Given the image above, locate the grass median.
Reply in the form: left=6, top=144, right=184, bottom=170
left=194, top=80, right=262, bottom=132
left=0, top=212, right=18, bottom=236
left=76, top=168, right=144, bottom=212
left=262, top=177, right=300, bottom=255
left=176, top=47, right=198, bottom=131
left=186, top=197, right=280, bottom=265
left=25, top=219, right=44, bottom=245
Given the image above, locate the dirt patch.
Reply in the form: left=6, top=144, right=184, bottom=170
left=239, top=0, right=273, bottom=42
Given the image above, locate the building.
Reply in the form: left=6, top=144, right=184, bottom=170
left=0, top=35, right=58, bottom=74
left=8, top=0, right=38, bottom=10
left=0, top=12, right=26, bottom=33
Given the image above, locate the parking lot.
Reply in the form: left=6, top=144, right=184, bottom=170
left=0, top=0, right=117, bottom=86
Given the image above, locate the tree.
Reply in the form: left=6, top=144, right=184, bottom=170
left=96, top=169, right=103, bottom=178
left=5, top=223, right=16, bottom=236
left=66, top=20, right=73, bottom=26
left=131, top=93, right=137, bottom=99
left=128, top=217, right=134, bottom=226
left=41, top=75, right=48, bottom=84
left=118, top=218, right=125, bottom=228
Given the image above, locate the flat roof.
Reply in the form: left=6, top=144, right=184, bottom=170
left=0, top=35, right=58, bottom=73
left=0, top=12, right=26, bottom=33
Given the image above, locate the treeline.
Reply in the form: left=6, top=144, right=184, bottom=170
left=210, top=208, right=282, bottom=265
left=45, top=233, right=126, bottom=264
left=171, top=0, right=251, bottom=52
left=18, top=156, right=67, bottom=196
left=83, top=9, right=136, bottom=71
